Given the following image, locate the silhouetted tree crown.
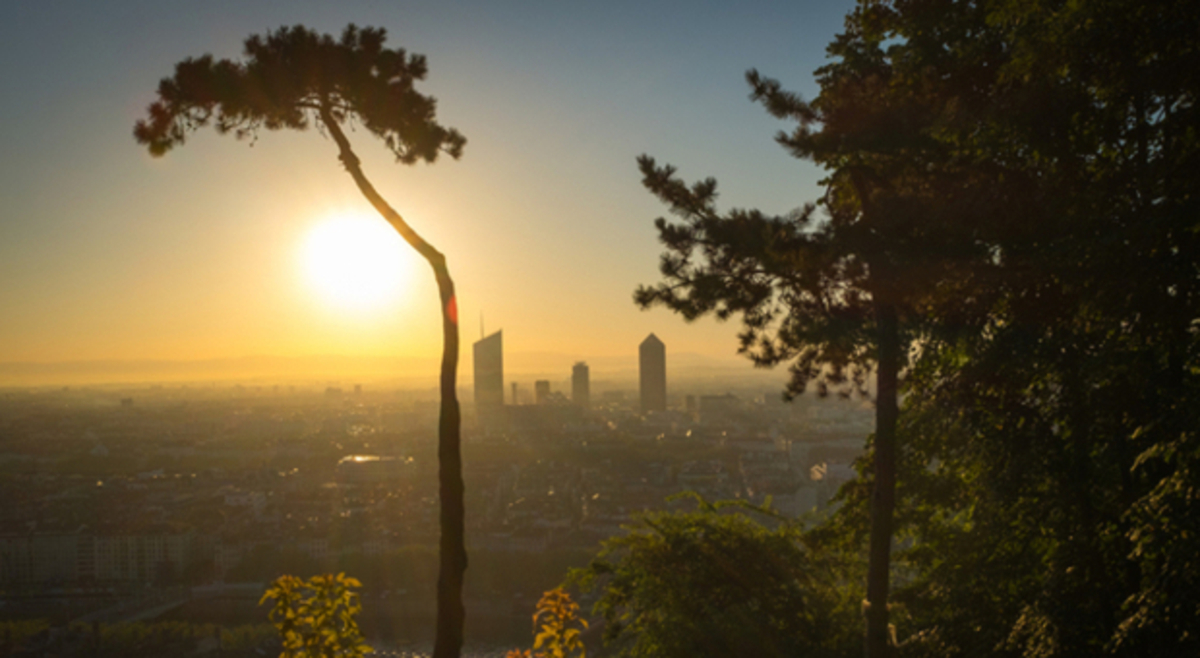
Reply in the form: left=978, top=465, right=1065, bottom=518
left=134, top=24, right=464, bottom=164
left=135, top=24, right=471, bottom=658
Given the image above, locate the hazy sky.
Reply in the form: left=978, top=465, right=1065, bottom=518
left=0, top=0, right=852, bottom=382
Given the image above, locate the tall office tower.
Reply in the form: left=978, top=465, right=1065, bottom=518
left=572, top=362, right=590, bottom=410
left=535, top=380, right=551, bottom=405
left=511, top=382, right=518, bottom=406
left=639, top=333, right=667, bottom=412
left=473, top=330, right=504, bottom=426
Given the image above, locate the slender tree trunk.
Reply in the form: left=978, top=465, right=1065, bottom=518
left=866, top=299, right=899, bottom=658
left=321, top=110, right=467, bottom=658
left=432, top=266, right=466, bottom=658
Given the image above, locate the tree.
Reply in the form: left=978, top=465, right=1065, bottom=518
left=634, top=151, right=897, bottom=657
left=506, top=588, right=588, bottom=658
left=789, top=1, right=1200, bottom=656
left=641, top=0, right=1200, bottom=654
left=634, top=8, right=1004, bottom=649
left=571, top=495, right=858, bottom=658
left=261, top=573, right=371, bottom=658
left=134, top=25, right=469, bottom=657
left=890, top=1, right=1198, bottom=655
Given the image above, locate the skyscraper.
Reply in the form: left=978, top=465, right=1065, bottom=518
left=639, top=333, right=666, bottom=412
left=535, top=380, right=551, bottom=405
left=473, top=330, right=504, bottom=426
left=572, top=361, right=590, bottom=410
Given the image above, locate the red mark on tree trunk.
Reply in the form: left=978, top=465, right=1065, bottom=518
left=447, top=296, right=458, bottom=325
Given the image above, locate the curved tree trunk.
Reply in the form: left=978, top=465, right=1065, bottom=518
left=866, top=298, right=898, bottom=658
left=321, top=110, right=467, bottom=658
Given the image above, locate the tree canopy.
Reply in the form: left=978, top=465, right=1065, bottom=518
left=135, top=25, right=470, bottom=658
left=134, top=24, right=463, bottom=162
left=261, top=573, right=371, bottom=658
left=571, top=496, right=859, bottom=658
left=635, top=0, right=1199, bottom=656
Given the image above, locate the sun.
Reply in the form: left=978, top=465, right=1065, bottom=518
left=301, top=211, right=414, bottom=311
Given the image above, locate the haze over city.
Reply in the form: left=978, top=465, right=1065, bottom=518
left=1, top=0, right=851, bottom=387
left=3, top=1, right=1196, bottom=657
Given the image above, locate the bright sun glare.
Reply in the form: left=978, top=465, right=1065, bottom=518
left=302, top=212, right=413, bottom=311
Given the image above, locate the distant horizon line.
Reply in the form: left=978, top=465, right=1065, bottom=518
left=0, top=351, right=786, bottom=389
left=0, top=349, right=753, bottom=368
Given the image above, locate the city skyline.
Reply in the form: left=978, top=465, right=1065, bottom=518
left=639, top=333, right=667, bottom=413
left=472, top=330, right=504, bottom=423
left=476, top=330, right=678, bottom=407
left=572, top=362, right=590, bottom=410
left=0, top=355, right=873, bottom=639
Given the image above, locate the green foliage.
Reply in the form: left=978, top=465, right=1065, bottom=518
left=634, top=0, right=993, bottom=653
left=507, top=588, right=588, bottom=658
left=571, top=495, right=858, bottom=658
left=260, top=573, right=371, bottom=658
left=792, top=1, right=1200, bottom=656
left=532, top=588, right=588, bottom=658
left=639, top=0, right=1200, bottom=655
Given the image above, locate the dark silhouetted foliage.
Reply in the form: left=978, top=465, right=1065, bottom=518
left=135, top=25, right=469, bottom=658
left=134, top=25, right=463, bottom=163
left=637, top=0, right=1200, bottom=656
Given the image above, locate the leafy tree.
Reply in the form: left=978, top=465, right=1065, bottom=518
left=261, top=573, right=371, bottom=658
left=634, top=3, right=1200, bottom=657
left=506, top=587, right=588, bottom=658
left=571, top=495, right=858, bottom=657
left=636, top=2, right=1200, bottom=657
left=134, top=25, right=469, bottom=657
left=792, top=1, right=1200, bottom=656
left=633, top=8, right=1001, bottom=649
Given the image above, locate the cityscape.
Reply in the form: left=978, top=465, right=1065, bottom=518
left=4, top=1, right=1190, bottom=656
left=0, top=332, right=871, bottom=653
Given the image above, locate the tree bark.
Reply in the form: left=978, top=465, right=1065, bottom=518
left=866, top=299, right=899, bottom=658
left=321, top=109, right=467, bottom=658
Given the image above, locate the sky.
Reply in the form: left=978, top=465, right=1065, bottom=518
left=0, top=0, right=854, bottom=385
